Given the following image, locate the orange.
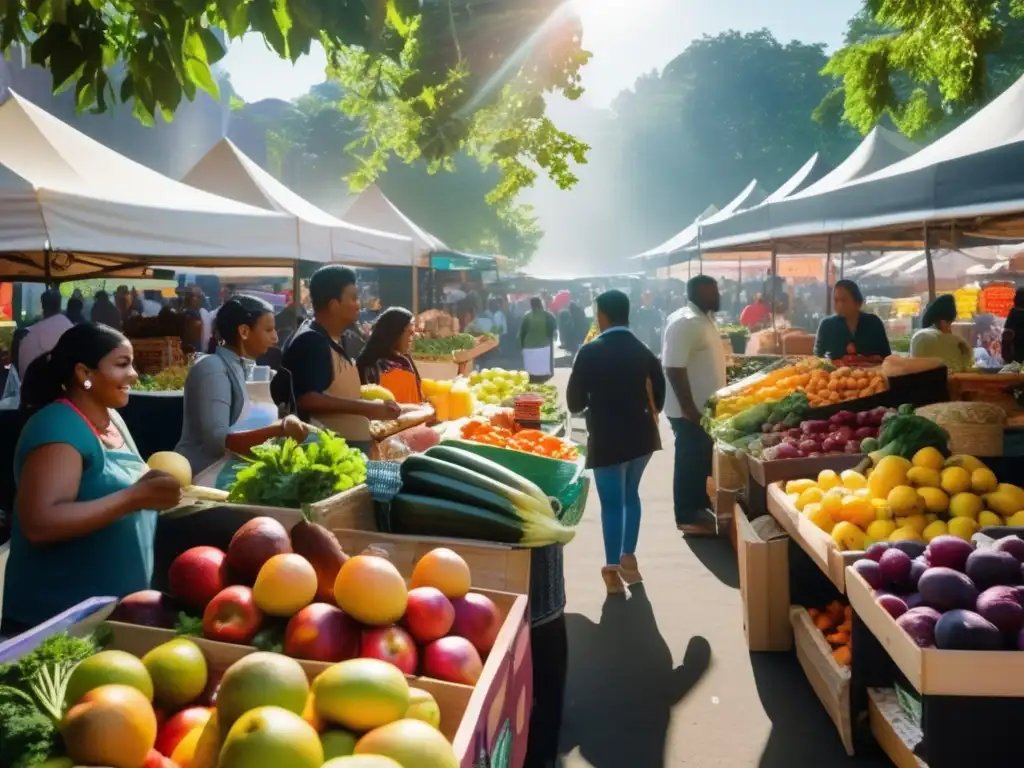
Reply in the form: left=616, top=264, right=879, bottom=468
left=253, top=553, right=318, bottom=616
left=62, top=684, right=157, bottom=768
left=334, top=555, right=408, bottom=626
left=410, top=548, right=471, bottom=599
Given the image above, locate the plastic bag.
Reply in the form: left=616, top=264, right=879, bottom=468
left=377, top=436, right=412, bottom=462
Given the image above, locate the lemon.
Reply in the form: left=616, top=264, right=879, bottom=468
left=841, top=470, right=867, bottom=490
left=925, top=513, right=938, bottom=523
left=916, top=487, right=949, bottom=514
left=871, top=498, right=893, bottom=520
left=817, top=469, right=841, bottom=491
left=948, top=516, right=979, bottom=541
left=970, top=468, right=998, bottom=495
left=786, top=478, right=816, bottom=495
left=888, top=527, right=924, bottom=543
left=1007, top=510, right=1024, bottom=526
left=940, top=467, right=971, bottom=495
left=868, top=456, right=911, bottom=499
left=922, top=520, right=948, bottom=542
left=795, top=487, right=825, bottom=511
left=866, top=519, right=897, bottom=541
left=806, top=504, right=835, bottom=533
left=912, top=446, right=945, bottom=471
left=831, top=521, right=866, bottom=551
left=948, top=492, right=983, bottom=519
left=888, top=485, right=921, bottom=516
left=899, top=514, right=928, bottom=535
left=906, top=467, right=942, bottom=488
left=840, top=495, right=876, bottom=528
left=944, top=454, right=986, bottom=474
left=821, top=488, right=849, bottom=515
left=978, top=511, right=1004, bottom=528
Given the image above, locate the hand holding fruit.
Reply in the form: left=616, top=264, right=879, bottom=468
left=132, top=470, right=183, bottom=511
left=280, top=415, right=310, bottom=442
left=369, top=400, right=402, bottom=420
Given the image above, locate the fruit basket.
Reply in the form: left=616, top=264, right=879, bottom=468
left=790, top=606, right=853, bottom=755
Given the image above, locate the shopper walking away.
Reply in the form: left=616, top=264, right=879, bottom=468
left=519, top=296, right=557, bottom=382
left=663, top=275, right=726, bottom=536
left=567, top=290, right=665, bottom=594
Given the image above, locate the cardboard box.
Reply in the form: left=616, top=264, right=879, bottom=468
left=712, top=444, right=747, bottom=492
left=713, top=488, right=737, bottom=536
left=735, top=504, right=791, bottom=651
left=847, top=568, right=1024, bottom=697
left=790, top=606, right=853, bottom=755
left=766, top=484, right=864, bottom=592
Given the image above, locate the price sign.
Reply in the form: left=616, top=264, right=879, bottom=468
left=980, top=282, right=1016, bottom=318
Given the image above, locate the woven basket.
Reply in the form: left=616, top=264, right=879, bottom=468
left=916, top=401, right=1005, bottom=457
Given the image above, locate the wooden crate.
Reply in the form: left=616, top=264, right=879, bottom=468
left=130, top=336, right=184, bottom=375
left=847, top=568, right=1024, bottom=696
left=790, top=606, right=853, bottom=755
left=867, top=688, right=928, bottom=768
left=736, top=505, right=790, bottom=651
left=766, top=484, right=864, bottom=592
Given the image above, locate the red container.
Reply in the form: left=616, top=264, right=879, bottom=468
left=513, top=393, right=544, bottom=423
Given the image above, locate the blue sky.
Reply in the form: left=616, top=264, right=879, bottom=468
left=223, top=0, right=863, bottom=107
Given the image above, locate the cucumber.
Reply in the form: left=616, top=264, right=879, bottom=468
left=388, top=494, right=525, bottom=544
left=402, top=453, right=549, bottom=516
left=400, top=471, right=521, bottom=519
left=423, top=445, right=554, bottom=513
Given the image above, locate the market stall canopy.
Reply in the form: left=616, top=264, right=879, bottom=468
left=182, top=139, right=414, bottom=267
left=338, top=183, right=449, bottom=262
left=848, top=246, right=1012, bottom=281
left=699, top=125, right=919, bottom=252
left=0, top=91, right=302, bottom=280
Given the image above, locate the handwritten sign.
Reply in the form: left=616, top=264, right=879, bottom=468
left=980, top=282, right=1016, bottom=318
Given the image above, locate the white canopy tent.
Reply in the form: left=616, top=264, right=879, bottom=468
left=0, top=91, right=302, bottom=280
left=338, top=184, right=449, bottom=263
left=182, top=140, right=414, bottom=267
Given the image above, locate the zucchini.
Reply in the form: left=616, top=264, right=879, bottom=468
left=402, top=453, right=551, bottom=518
left=401, top=471, right=521, bottom=519
left=423, top=445, right=555, bottom=514
left=389, top=494, right=525, bottom=544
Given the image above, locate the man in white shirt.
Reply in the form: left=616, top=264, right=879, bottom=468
left=662, top=275, right=727, bottom=535
left=18, top=289, right=74, bottom=376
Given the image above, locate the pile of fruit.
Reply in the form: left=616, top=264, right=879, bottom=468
left=411, top=334, right=477, bottom=361
left=749, top=407, right=895, bottom=460
left=116, top=512, right=504, bottom=688
left=853, top=534, right=1024, bottom=651
left=468, top=368, right=562, bottom=421
left=725, top=356, right=781, bottom=385
left=808, top=601, right=853, bottom=666
left=786, top=449, right=1024, bottom=552
left=458, top=419, right=578, bottom=461
left=712, top=359, right=824, bottom=419
left=391, top=445, right=576, bottom=547
left=134, top=365, right=189, bottom=392
left=803, top=366, right=888, bottom=408
left=0, top=630, right=459, bottom=767
left=227, top=432, right=367, bottom=508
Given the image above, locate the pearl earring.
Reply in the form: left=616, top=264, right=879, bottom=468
left=83, top=379, right=92, bottom=390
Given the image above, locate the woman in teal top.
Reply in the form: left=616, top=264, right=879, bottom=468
left=2, top=323, right=182, bottom=634
left=814, top=280, right=892, bottom=360
left=910, top=294, right=974, bottom=372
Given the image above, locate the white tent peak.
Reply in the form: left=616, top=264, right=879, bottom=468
left=182, top=138, right=414, bottom=266
left=794, top=125, right=918, bottom=198
left=700, top=179, right=767, bottom=226
left=339, top=183, right=448, bottom=259
left=763, top=153, right=830, bottom=204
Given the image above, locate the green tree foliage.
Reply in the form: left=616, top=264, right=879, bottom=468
left=603, top=30, right=858, bottom=261
left=818, top=0, right=1024, bottom=138
left=230, top=81, right=542, bottom=266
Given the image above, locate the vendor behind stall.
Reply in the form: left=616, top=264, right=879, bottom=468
left=175, top=295, right=311, bottom=476
left=273, top=265, right=401, bottom=454
left=356, top=307, right=423, bottom=404
left=2, top=324, right=182, bottom=634
left=910, top=294, right=973, bottom=372
left=813, top=279, right=891, bottom=360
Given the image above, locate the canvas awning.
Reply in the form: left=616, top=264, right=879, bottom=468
left=0, top=91, right=302, bottom=280
left=182, top=139, right=414, bottom=267
left=338, top=184, right=450, bottom=262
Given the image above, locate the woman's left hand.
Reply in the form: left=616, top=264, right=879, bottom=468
left=281, top=415, right=311, bottom=442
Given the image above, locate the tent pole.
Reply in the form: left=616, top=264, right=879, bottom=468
left=924, top=222, right=936, bottom=300
left=770, top=242, right=778, bottom=347
left=292, top=261, right=301, bottom=320
left=825, top=235, right=833, bottom=315
left=839, top=247, right=845, bottom=281
left=412, top=265, right=419, bottom=314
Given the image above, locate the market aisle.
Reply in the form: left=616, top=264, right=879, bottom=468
left=550, top=371, right=890, bottom=767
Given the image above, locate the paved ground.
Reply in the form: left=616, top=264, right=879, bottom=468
left=547, top=370, right=891, bottom=767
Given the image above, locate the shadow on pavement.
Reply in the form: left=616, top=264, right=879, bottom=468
left=682, top=536, right=740, bottom=589
left=558, top=585, right=711, bottom=767
left=752, top=653, right=889, bottom=767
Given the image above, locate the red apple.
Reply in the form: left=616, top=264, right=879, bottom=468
left=360, top=625, right=418, bottom=675
left=403, top=587, right=455, bottom=644
left=202, top=585, right=263, bottom=644
left=111, top=590, right=178, bottom=629
left=169, top=546, right=228, bottom=610
left=155, top=707, right=212, bottom=757
left=422, top=636, right=483, bottom=685
left=284, top=603, right=361, bottom=663
left=450, top=593, right=502, bottom=655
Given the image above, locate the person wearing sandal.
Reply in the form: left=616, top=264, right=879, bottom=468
left=662, top=275, right=726, bottom=536
left=566, top=290, right=665, bottom=595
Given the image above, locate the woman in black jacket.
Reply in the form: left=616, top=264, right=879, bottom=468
left=567, top=290, right=666, bottom=595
